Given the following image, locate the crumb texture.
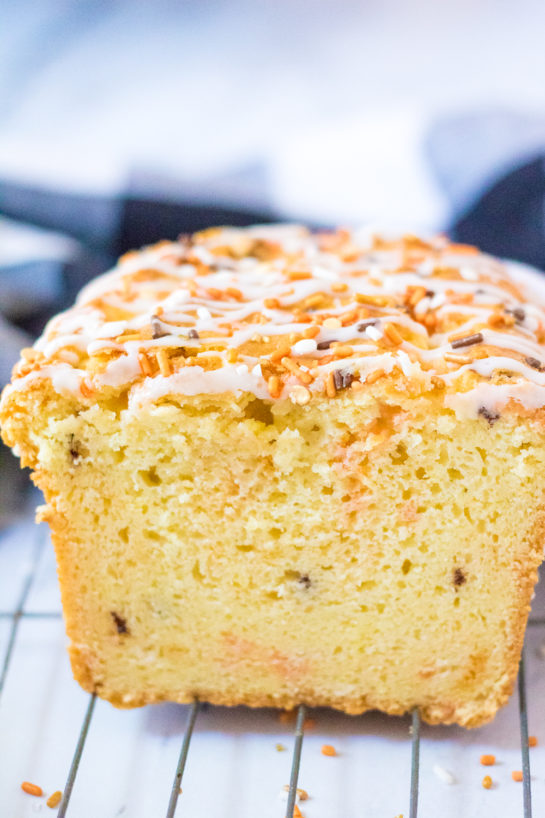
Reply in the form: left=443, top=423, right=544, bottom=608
left=10, top=385, right=545, bottom=727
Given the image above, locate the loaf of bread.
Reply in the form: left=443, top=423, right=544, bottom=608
left=2, top=225, right=545, bottom=727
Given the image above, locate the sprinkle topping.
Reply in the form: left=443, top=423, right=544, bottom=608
left=9, top=225, right=545, bottom=415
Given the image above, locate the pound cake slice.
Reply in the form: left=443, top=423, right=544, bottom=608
left=2, top=225, right=545, bottom=727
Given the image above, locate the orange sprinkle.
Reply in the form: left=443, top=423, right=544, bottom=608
left=225, top=286, right=243, bottom=301
left=355, top=293, right=391, bottom=307
left=156, top=348, right=172, bottom=377
left=332, top=344, right=354, bottom=358
left=321, top=744, right=337, bottom=756
left=447, top=242, right=479, bottom=255
left=408, top=286, right=428, bottom=307
left=331, top=282, right=348, bottom=292
left=529, top=736, right=538, bottom=747
left=264, top=297, right=280, bottom=309
left=207, top=287, right=223, bottom=299
left=271, top=344, right=292, bottom=363
left=21, top=782, right=43, bottom=797
left=304, top=293, right=326, bottom=309
left=365, top=368, right=385, bottom=385
left=268, top=375, right=282, bottom=399
left=350, top=380, right=364, bottom=391
left=281, top=357, right=313, bottom=385
left=303, top=325, right=320, bottom=339
left=138, top=351, right=154, bottom=376
left=482, top=775, right=493, bottom=790
left=512, top=770, right=523, bottom=782
left=287, top=270, right=312, bottom=281
left=47, top=791, right=63, bottom=808
left=293, top=806, right=303, bottom=818
left=383, top=323, right=403, bottom=346
left=80, top=380, right=94, bottom=398
left=480, top=754, right=496, bottom=766
left=326, top=371, right=336, bottom=398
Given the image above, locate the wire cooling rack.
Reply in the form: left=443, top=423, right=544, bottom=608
left=1, top=519, right=544, bottom=818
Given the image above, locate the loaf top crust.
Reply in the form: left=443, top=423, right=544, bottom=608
left=5, top=225, right=545, bottom=419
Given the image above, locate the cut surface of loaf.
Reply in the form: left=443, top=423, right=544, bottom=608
left=2, top=225, right=545, bottom=727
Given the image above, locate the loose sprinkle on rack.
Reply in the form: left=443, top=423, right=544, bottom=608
left=512, top=770, right=523, bottom=782
left=21, top=782, right=43, bottom=797
left=321, top=744, right=337, bottom=757
left=480, top=754, right=496, bottom=766
left=46, top=791, right=63, bottom=808
left=482, top=775, right=493, bottom=790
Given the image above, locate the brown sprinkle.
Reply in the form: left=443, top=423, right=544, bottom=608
left=47, top=791, right=63, bottom=808
left=450, top=332, right=483, bottom=349
left=525, top=356, right=544, bottom=371
left=482, top=775, right=493, bottom=790
left=512, top=770, right=523, bottom=782
left=480, top=754, right=496, bottom=766
left=333, top=369, right=354, bottom=391
left=317, top=340, right=334, bottom=350
left=21, top=782, right=43, bottom=797
left=150, top=315, right=168, bottom=339
left=321, top=744, right=337, bottom=756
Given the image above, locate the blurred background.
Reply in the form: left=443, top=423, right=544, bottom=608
left=2, top=0, right=545, bottom=515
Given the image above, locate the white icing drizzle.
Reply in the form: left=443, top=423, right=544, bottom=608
left=9, top=225, right=545, bottom=420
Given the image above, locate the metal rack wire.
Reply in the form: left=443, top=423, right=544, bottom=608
left=0, top=530, right=536, bottom=818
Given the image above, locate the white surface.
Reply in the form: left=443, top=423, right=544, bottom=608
left=0, top=520, right=544, bottom=817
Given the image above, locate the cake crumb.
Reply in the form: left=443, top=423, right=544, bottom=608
left=480, top=754, right=495, bottom=766
left=275, top=743, right=286, bottom=752
left=46, top=791, right=62, bottom=808
left=21, top=782, right=43, bottom=797
left=512, top=770, right=523, bottom=782
left=321, top=744, right=337, bottom=756
left=282, top=785, right=309, bottom=801
left=432, top=764, right=456, bottom=784
left=482, top=775, right=493, bottom=789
